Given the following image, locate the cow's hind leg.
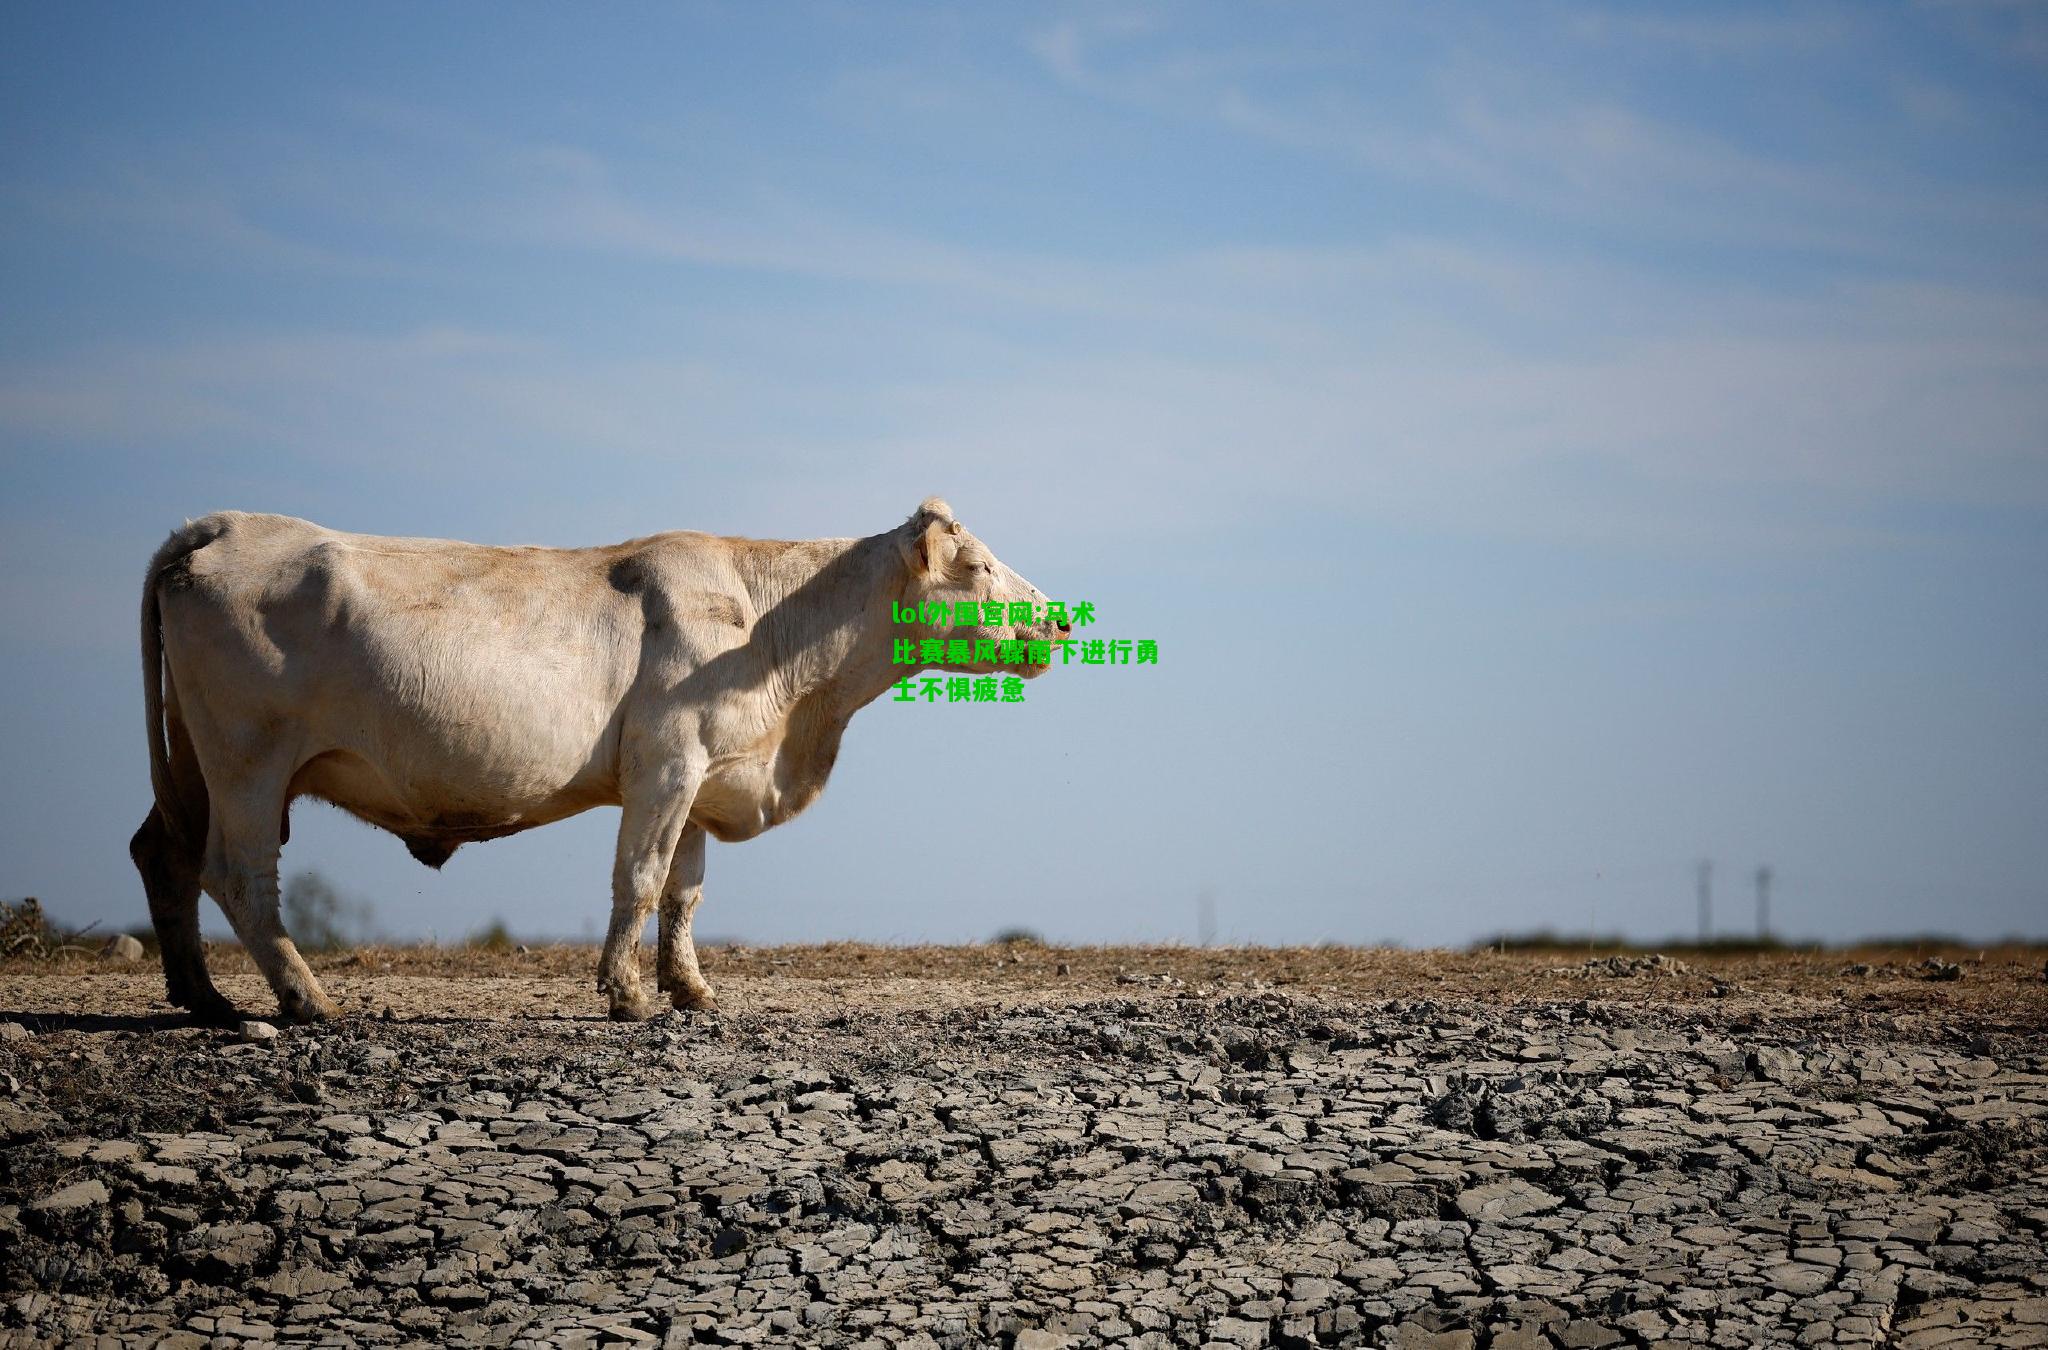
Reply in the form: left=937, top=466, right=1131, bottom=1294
left=599, top=772, right=697, bottom=1021
left=130, top=805, right=237, bottom=1024
left=656, top=825, right=717, bottom=1013
left=200, top=767, right=339, bottom=1025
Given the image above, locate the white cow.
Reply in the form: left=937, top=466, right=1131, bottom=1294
left=129, top=498, right=1064, bottom=1022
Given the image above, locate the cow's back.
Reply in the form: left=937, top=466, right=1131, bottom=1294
left=158, top=512, right=652, bottom=833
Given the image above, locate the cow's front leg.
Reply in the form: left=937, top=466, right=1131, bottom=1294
left=599, top=767, right=697, bottom=1021
left=656, top=824, right=716, bottom=1012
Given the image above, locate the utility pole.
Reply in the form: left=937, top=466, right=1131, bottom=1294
left=1197, top=889, right=1217, bottom=948
left=1755, top=865, right=1773, bottom=941
left=1696, top=859, right=1712, bottom=945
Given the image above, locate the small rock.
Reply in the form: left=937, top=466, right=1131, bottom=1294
left=0, top=1023, right=29, bottom=1042
left=1750, top=1046, right=1802, bottom=1081
left=100, top=934, right=145, bottom=963
left=1918, top=957, right=1962, bottom=982
left=1456, top=1179, right=1563, bottom=1222
left=1013, top=1330, right=1071, bottom=1350
left=237, top=1020, right=279, bottom=1043
left=33, top=1180, right=108, bottom=1214
left=1763, top=1261, right=1831, bottom=1296
left=1554, top=952, right=1689, bottom=979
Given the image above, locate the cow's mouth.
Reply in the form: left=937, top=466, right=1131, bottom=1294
left=1003, top=626, right=1059, bottom=678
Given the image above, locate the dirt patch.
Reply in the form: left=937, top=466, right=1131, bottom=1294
left=2, top=948, right=2045, bottom=1347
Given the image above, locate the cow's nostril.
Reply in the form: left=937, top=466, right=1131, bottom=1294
left=1056, top=621, right=1072, bottom=634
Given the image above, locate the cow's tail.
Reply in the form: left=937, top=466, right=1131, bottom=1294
left=142, top=517, right=225, bottom=849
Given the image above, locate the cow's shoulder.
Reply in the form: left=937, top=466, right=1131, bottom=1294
left=604, top=532, right=757, bottom=635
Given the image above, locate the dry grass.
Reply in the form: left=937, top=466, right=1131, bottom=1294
left=9, top=937, right=2041, bottom=1025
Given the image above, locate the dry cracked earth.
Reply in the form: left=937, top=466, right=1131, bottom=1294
left=1, top=945, right=2045, bottom=1349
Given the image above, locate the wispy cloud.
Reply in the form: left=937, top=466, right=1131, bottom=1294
left=1027, top=11, right=2048, bottom=270
left=1566, top=10, right=1853, bottom=58
left=1916, top=0, right=2048, bottom=72
left=9, top=258, right=2039, bottom=576
left=6, top=168, right=406, bottom=278
left=4, top=21, right=2044, bottom=566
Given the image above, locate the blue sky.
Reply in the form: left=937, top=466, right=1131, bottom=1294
left=2, top=2, right=2044, bottom=948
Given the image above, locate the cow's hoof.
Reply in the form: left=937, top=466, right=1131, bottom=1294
left=607, top=991, right=662, bottom=1022
left=179, top=991, right=243, bottom=1027
left=277, top=991, right=341, bottom=1025
left=669, top=986, right=718, bottom=1014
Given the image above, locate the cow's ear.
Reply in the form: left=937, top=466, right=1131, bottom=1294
left=897, top=515, right=954, bottom=575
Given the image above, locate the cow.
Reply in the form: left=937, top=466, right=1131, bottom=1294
left=128, top=497, right=1065, bottom=1024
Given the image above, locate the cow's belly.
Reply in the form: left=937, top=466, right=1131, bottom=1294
left=280, top=636, right=626, bottom=837
left=291, top=740, right=616, bottom=841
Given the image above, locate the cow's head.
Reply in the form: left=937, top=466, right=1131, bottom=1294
left=895, top=497, right=1065, bottom=677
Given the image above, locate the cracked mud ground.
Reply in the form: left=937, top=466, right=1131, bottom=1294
left=2, top=947, right=2045, bottom=1348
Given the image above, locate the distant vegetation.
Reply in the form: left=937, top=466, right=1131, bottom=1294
left=468, top=919, right=515, bottom=951
left=1476, top=931, right=1801, bottom=955
left=1, top=898, right=69, bottom=960
left=4, top=893, right=2027, bottom=964
left=0, top=896, right=146, bottom=959
left=281, top=871, right=378, bottom=953
left=1469, top=930, right=2022, bottom=956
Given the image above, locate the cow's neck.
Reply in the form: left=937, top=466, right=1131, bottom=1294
left=734, top=531, right=904, bottom=774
